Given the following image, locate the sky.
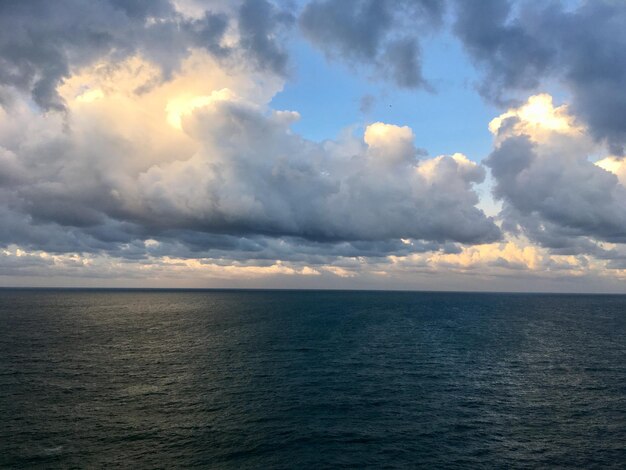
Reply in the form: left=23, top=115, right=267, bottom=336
left=2, top=0, right=626, bottom=292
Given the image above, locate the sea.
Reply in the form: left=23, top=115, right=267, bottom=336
left=1, top=289, right=625, bottom=468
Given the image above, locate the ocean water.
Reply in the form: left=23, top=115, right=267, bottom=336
left=1, top=290, right=625, bottom=468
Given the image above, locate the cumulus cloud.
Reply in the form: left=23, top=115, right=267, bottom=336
left=134, top=107, right=497, bottom=244
left=486, top=94, right=626, bottom=255
left=0, top=41, right=499, bottom=268
left=0, top=0, right=293, bottom=111
left=0, top=0, right=500, bottom=276
left=299, top=0, right=443, bottom=89
left=6, top=0, right=626, bottom=290
left=454, top=0, right=626, bottom=153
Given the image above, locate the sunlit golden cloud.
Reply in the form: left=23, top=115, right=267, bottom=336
left=489, top=94, right=583, bottom=144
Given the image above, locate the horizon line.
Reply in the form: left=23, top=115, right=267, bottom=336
left=1, top=286, right=625, bottom=296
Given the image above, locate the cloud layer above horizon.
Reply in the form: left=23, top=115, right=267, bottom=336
left=2, top=0, right=626, bottom=291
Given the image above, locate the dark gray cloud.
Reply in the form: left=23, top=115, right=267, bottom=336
left=238, top=0, right=294, bottom=76
left=454, top=0, right=626, bottom=153
left=299, top=0, right=444, bottom=89
left=0, top=199, right=470, bottom=266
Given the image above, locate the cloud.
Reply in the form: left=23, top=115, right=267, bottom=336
left=486, top=94, right=626, bottom=254
left=7, top=0, right=626, bottom=290
left=238, top=0, right=294, bottom=76
left=0, top=0, right=293, bottom=111
left=6, top=235, right=626, bottom=293
left=454, top=0, right=626, bottom=153
left=0, top=45, right=499, bottom=268
left=133, top=107, right=498, bottom=244
left=299, top=0, right=444, bottom=89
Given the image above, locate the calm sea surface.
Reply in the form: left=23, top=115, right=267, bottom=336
left=1, top=289, right=625, bottom=468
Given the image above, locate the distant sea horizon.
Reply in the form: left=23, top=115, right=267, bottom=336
left=3, top=286, right=626, bottom=295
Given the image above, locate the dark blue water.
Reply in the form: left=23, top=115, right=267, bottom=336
left=1, top=290, right=625, bottom=468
